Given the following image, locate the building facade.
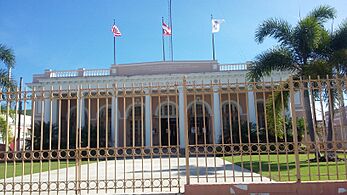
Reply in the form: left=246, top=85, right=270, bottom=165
left=28, top=60, right=298, bottom=149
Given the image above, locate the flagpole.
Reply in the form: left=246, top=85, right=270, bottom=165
left=162, top=17, right=166, bottom=61
left=168, top=0, right=173, bottom=61
left=113, top=19, right=117, bottom=65
left=211, top=14, right=216, bottom=61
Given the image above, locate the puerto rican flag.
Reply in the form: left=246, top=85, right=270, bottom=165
left=162, top=21, right=172, bottom=36
left=111, top=24, right=122, bottom=37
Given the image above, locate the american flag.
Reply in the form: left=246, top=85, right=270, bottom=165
left=162, top=21, right=172, bottom=36
left=112, top=24, right=122, bottom=37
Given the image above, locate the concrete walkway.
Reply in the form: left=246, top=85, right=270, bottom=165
left=3, top=157, right=270, bottom=194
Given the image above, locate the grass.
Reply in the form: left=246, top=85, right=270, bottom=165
left=2, top=153, right=346, bottom=181
left=225, top=153, right=347, bottom=181
left=0, top=160, right=87, bottom=179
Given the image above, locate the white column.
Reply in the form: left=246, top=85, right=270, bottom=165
left=213, top=86, right=221, bottom=144
left=111, top=96, right=118, bottom=147
left=248, top=91, right=256, bottom=123
left=80, top=97, right=85, bottom=127
left=178, top=87, right=185, bottom=148
left=34, top=99, right=41, bottom=121
left=52, top=99, right=58, bottom=124
left=44, top=94, right=50, bottom=123
left=145, top=94, right=151, bottom=147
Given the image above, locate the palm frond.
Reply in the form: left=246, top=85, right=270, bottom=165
left=266, top=84, right=290, bottom=139
left=0, top=44, right=15, bottom=69
left=330, top=20, right=347, bottom=75
left=0, top=68, right=16, bottom=89
left=307, top=5, right=336, bottom=25
left=302, top=60, right=333, bottom=78
left=247, top=47, right=295, bottom=81
left=292, top=17, right=328, bottom=63
left=331, top=19, right=347, bottom=51
left=330, top=49, right=347, bottom=75
left=255, top=18, right=293, bottom=46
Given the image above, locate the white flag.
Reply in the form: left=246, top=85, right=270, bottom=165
left=212, top=19, right=224, bottom=33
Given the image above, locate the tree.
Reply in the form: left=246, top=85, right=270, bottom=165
left=0, top=113, right=13, bottom=146
left=247, top=5, right=347, bottom=160
left=320, top=20, right=347, bottom=160
left=0, top=44, right=16, bottom=147
left=0, top=44, right=16, bottom=96
left=0, top=44, right=15, bottom=81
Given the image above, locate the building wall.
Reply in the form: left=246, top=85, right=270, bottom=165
left=29, top=61, right=294, bottom=148
left=52, top=89, right=272, bottom=147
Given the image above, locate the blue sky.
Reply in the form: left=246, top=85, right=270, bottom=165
left=1, top=0, right=347, bottom=85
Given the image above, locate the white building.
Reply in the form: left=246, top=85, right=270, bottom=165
left=28, top=60, right=298, bottom=149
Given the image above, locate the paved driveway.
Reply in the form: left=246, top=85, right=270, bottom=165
left=4, top=157, right=270, bottom=194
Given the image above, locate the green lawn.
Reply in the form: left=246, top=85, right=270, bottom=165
left=0, top=160, right=86, bottom=179
left=225, top=153, right=347, bottom=181
left=2, top=154, right=346, bottom=181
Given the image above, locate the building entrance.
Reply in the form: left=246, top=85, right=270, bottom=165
left=188, top=102, right=211, bottom=145
left=160, top=118, right=178, bottom=146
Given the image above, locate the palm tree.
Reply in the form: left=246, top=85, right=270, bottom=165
left=0, top=44, right=15, bottom=147
left=321, top=20, right=347, bottom=160
left=247, top=5, right=347, bottom=160
left=0, top=44, right=15, bottom=87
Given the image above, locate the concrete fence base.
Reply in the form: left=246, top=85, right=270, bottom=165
left=185, top=181, right=347, bottom=195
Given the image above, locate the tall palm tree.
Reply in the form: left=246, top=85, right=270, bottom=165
left=321, top=20, right=347, bottom=160
left=0, top=44, right=15, bottom=146
left=246, top=5, right=347, bottom=159
left=0, top=44, right=15, bottom=87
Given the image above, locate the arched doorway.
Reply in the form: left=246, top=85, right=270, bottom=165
left=221, top=101, right=241, bottom=143
left=65, top=106, right=88, bottom=149
left=127, top=104, right=144, bottom=147
left=158, top=102, right=178, bottom=146
left=187, top=101, right=211, bottom=145
left=99, top=106, right=112, bottom=147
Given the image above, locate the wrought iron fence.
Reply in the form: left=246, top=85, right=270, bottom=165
left=0, top=76, right=346, bottom=194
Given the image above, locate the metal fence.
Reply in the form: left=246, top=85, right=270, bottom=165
left=0, top=76, right=346, bottom=194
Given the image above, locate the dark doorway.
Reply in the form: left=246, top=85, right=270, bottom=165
left=188, top=117, right=210, bottom=145
left=127, top=105, right=144, bottom=147
left=161, top=118, right=178, bottom=146
left=129, top=119, right=143, bottom=146
left=188, top=103, right=211, bottom=145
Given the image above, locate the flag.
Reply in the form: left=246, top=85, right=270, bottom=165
left=212, top=19, right=224, bottom=33
left=162, top=21, right=172, bottom=36
left=112, top=24, right=122, bottom=37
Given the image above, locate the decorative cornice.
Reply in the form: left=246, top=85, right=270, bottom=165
left=28, top=69, right=292, bottom=90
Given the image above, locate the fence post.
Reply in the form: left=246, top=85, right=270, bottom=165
left=183, top=76, right=190, bottom=185
left=75, top=85, right=82, bottom=194
left=5, top=87, right=10, bottom=152
left=289, top=77, right=301, bottom=182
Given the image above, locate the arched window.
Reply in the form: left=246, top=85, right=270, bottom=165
left=188, top=103, right=207, bottom=117
left=160, top=104, right=176, bottom=118
left=222, top=102, right=239, bottom=125
left=128, top=106, right=142, bottom=118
